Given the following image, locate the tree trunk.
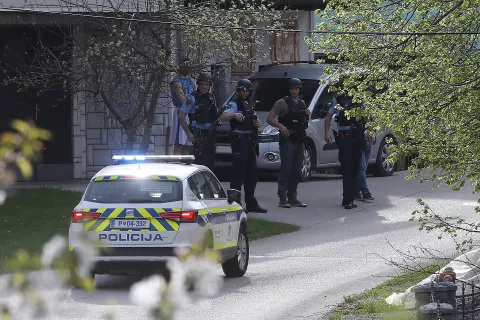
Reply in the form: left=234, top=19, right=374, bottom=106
left=125, top=126, right=136, bottom=154
left=138, top=77, right=163, bottom=154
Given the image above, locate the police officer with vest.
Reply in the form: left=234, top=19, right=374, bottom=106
left=179, top=73, right=219, bottom=170
left=267, top=78, right=310, bottom=208
left=324, top=93, right=366, bottom=209
left=220, top=79, right=267, bottom=213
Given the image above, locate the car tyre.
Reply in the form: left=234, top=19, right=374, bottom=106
left=221, top=224, right=249, bottom=278
left=300, top=144, right=312, bottom=182
left=373, top=136, right=397, bottom=177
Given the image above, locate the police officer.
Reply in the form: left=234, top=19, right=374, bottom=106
left=220, top=79, right=267, bottom=213
left=170, top=60, right=195, bottom=155
left=324, top=94, right=366, bottom=209
left=179, top=73, right=219, bottom=170
left=266, top=78, right=310, bottom=208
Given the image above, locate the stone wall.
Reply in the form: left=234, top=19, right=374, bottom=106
left=72, top=91, right=172, bottom=179
left=70, top=26, right=174, bottom=179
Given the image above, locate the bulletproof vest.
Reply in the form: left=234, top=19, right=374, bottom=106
left=230, top=98, right=256, bottom=131
left=191, top=91, right=217, bottom=124
left=335, top=103, right=365, bottom=130
left=278, top=96, right=308, bottom=132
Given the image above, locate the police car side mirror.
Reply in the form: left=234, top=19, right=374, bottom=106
left=227, top=189, right=242, bottom=205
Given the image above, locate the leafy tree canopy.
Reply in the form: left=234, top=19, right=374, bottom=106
left=308, top=0, right=480, bottom=192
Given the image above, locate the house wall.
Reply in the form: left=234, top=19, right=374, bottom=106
left=71, top=27, right=173, bottom=179
left=72, top=90, right=172, bottom=179
left=217, top=11, right=314, bottom=105
left=255, top=11, right=313, bottom=69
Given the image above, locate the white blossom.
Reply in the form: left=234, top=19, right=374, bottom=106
left=41, top=235, right=67, bottom=267
left=0, top=274, right=10, bottom=291
left=183, top=256, right=223, bottom=298
left=166, top=258, right=190, bottom=308
left=130, top=275, right=166, bottom=310
left=0, top=190, right=6, bottom=205
left=73, top=233, right=99, bottom=278
left=31, top=277, right=66, bottom=317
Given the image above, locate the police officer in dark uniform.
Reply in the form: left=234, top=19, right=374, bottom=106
left=324, top=93, right=366, bottom=209
left=179, top=73, right=219, bottom=170
left=220, top=79, right=267, bottom=213
left=267, top=78, right=310, bottom=208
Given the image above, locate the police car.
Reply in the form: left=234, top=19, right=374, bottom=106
left=68, top=155, right=248, bottom=278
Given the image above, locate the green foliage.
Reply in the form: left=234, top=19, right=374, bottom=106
left=0, top=120, right=51, bottom=185
left=308, top=0, right=480, bottom=193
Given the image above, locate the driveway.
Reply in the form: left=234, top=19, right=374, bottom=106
left=3, top=171, right=477, bottom=319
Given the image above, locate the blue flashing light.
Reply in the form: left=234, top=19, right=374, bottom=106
left=111, top=155, right=195, bottom=165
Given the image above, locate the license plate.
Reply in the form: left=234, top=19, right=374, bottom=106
left=110, top=219, right=150, bottom=229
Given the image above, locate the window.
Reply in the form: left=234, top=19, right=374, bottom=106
left=84, top=179, right=182, bottom=203
left=190, top=172, right=213, bottom=200
left=250, top=79, right=320, bottom=112
left=311, top=86, right=336, bottom=120
left=202, top=171, right=227, bottom=199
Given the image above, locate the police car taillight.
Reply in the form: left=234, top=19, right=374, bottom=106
left=72, top=211, right=101, bottom=222
left=161, top=211, right=197, bottom=223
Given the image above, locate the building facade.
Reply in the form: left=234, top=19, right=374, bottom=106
left=0, top=3, right=323, bottom=180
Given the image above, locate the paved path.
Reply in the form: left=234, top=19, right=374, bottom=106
left=3, top=172, right=478, bottom=319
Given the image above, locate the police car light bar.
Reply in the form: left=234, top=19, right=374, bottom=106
left=112, top=155, right=195, bottom=165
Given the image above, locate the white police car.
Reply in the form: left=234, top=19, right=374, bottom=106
left=68, top=155, right=248, bottom=278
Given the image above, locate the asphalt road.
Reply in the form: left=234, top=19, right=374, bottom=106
left=3, top=171, right=480, bottom=320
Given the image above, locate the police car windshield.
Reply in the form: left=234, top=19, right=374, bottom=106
left=84, top=179, right=183, bottom=203
left=251, top=79, right=320, bottom=112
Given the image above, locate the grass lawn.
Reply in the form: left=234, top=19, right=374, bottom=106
left=0, top=188, right=299, bottom=267
left=328, top=264, right=444, bottom=320
left=248, top=217, right=300, bottom=241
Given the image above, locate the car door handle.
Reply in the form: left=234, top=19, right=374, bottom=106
left=208, top=210, right=213, bottom=213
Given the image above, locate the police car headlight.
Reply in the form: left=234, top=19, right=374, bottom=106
left=260, top=125, right=279, bottom=135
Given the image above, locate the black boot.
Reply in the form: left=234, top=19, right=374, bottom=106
left=246, top=204, right=268, bottom=213
left=289, top=198, right=307, bottom=208
left=278, top=194, right=291, bottom=208
left=288, top=193, right=307, bottom=207
left=342, top=201, right=357, bottom=209
left=246, top=198, right=267, bottom=213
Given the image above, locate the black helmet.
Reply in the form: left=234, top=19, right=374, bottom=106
left=236, top=79, right=252, bottom=91
left=197, top=73, right=211, bottom=84
left=289, top=78, right=302, bottom=88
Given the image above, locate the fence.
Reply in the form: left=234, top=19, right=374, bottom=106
left=414, top=279, right=480, bottom=319
left=456, top=280, right=480, bottom=319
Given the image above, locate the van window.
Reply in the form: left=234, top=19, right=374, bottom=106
left=250, top=79, right=320, bottom=112
left=312, top=86, right=336, bottom=120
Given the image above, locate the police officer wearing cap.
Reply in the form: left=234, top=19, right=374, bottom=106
left=179, top=73, right=219, bottom=170
left=220, top=79, right=267, bottom=213
left=324, top=94, right=366, bottom=209
left=267, top=78, right=310, bottom=208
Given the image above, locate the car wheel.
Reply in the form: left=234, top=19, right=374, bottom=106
left=221, top=223, right=249, bottom=278
left=373, top=136, right=397, bottom=177
left=300, top=144, right=312, bottom=182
